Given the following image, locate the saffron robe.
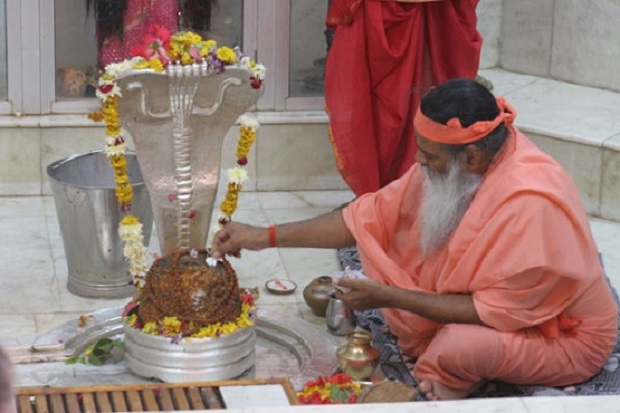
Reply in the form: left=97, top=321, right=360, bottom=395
left=342, top=127, right=618, bottom=389
left=325, top=0, right=482, bottom=196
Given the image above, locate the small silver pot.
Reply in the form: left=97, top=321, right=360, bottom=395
left=325, top=290, right=355, bottom=336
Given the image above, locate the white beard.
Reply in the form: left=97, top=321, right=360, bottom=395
left=418, top=159, right=482, bottom=257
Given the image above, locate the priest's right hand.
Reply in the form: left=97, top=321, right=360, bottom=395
left=210, top=222, right=269, bottom=259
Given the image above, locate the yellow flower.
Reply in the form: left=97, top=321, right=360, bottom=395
left=169, top=43, right=182, bottom=59
left=220, top=323, right=238, bottom=336
left=121, top=215, right=140, bottom=226
left=124, top=314, right=138, bottom=327
left=162, top=317, right=182, bottom=336
left=109, top=154, right=126, bottom=169
left=149, top=58, right=165, bottom=72
left=133, top=59, right=150, bottom=70
left=180, top=53, right=193, bottom=66
left=201, top=40, right=216, bottom=56
left=142, top=322, right=159, bottom=335
left=217, top=46, right=237, bottom=65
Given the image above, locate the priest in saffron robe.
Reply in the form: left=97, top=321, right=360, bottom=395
left=325, top=0, right=482, bottom=196
left=211, top=78, right=618, bottom=400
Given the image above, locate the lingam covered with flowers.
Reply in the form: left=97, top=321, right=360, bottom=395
left=94, top=25, right=265, bottom=382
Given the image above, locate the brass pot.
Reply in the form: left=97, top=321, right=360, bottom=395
left=302, top=276, right=334, bottom=317
left=336, top=331, right=380, bottom=381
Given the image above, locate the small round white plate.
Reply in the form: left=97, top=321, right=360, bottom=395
left=265, top=279, right=297, bottom=295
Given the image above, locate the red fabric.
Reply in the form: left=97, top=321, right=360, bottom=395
left=325, top=0, right=482, bottom=196
left=98, top=0, right=179, bottom=67
left=414, top=97, right=517, bottom=144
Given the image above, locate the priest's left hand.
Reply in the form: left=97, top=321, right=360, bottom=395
left=334, top=278, right=389, bottom=310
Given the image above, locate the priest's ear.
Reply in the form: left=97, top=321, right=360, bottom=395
left=460, top=144, right=489, bottom=174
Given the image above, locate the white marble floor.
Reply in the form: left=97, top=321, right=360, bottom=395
left=2, top=191, right=620, bottom=412
left=0, top=190, right=357, bottom=346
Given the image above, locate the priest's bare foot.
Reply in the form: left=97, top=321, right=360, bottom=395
left=418, top=380, right=473, bottom=401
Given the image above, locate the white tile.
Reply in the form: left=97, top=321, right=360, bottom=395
left=478, top=69, right=539, bottom=97
left=225, top=398, right=530, bottom=413
left=0, top=196, right=47, bottom=219
left=35, top=312, right=87, bottom=336
left=220, top=384, right=292, bottom=409
left=258, top=190, right=354, bottom=210
left=297, top=304, right=330, bottom=330
left=0, top=261, right=59, bottom=315
left=263, top=207, right=334, bottom=225
left=502, top=78, right=620, bottom=146
left=229, top=249, right=294, bottom=306
left=0, top=315, right=37, bottom=346
left=53, top=282, right=131, bottom=314
left=523, top=395, right=620, bottom=413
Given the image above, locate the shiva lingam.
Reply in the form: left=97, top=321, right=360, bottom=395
left=115, top=61, right=261, bottom=383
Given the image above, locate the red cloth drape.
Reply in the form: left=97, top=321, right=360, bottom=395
left=325, top=0, right=482, bottom=196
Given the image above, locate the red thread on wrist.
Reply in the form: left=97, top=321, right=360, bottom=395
left=268, top=224, right=277, bottom=248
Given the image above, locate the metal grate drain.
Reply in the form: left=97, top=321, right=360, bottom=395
left=16, top=379, right=297, bottom=412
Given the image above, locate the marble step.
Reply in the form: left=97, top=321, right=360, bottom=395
left=480, top=68, right=620, bottom=222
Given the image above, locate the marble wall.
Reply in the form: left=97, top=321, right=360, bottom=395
left=499, top=0, right=620, bottom=93
left=0, top=120, right=347, bottom=197
left=476, top=0, right=503, bottom=69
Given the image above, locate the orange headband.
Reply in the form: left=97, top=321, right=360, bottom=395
left=413, top=97, right=517, bottom=145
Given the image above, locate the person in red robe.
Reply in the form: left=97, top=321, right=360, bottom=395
left=88, top=0, right=218, bottom=68
left=88, top=0, right=179, bottom=68
left=325, top=0, right=482, bottom=196
left=211, top=79, right=618, bottom=400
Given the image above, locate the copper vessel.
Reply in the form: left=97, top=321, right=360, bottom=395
left=302, top=276, right=334, bottom=317
left=336, top=331, right=380, bottom=380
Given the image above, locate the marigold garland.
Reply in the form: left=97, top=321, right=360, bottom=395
left=217, top=114, right=259, bottom=229
left=93, top=25, right=265, bottom=288
left=122, top=289, right=256, bottom=339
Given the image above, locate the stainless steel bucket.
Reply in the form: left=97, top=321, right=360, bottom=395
left=47, top=151, right=153, bottom=299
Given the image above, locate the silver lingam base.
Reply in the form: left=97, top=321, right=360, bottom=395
left=123, top=323, right=256, bottom=383
left=10, top=307, right=340, bottom=390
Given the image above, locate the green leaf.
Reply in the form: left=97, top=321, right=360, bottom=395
left=65, top=355, right=79, bottom=365
left=88, top=355, right=104, bottom=366
left=330, top=385, right=349, bottom=403
left=94, top=338, right=114, bottom=351
left=66, top=337, right=124, bottom=366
